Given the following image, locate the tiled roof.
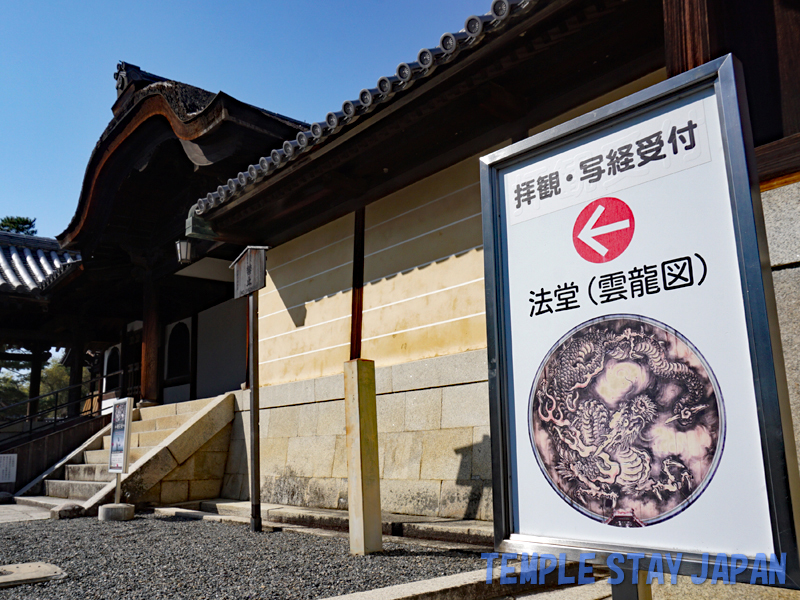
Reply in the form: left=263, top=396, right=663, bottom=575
left=190, top=0, right=537, bottom=218
left=0, top=232, right=81, bottom=295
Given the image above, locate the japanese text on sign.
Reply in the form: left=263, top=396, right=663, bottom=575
left=529, top=253, right=707, bottom=316
left=506, top=100, right=711, bottom=226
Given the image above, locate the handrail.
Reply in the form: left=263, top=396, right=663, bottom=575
left=0, top=372, right=116, bottom=452
left=0, top=374, right=107, bottom=414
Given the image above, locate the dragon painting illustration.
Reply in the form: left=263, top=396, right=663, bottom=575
left=529, top=316, right=723, bottom=526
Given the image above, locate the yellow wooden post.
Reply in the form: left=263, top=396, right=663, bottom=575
left=344, top=358, right=382, bottom=555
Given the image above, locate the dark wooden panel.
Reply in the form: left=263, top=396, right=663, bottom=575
left=774, top=0, right=800, bottom=136
left=757, top=132, right=800, bottom=185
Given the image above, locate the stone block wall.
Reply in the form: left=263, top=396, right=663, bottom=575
left=764, top=181, right=800, bottom=447
left=221, top=349, right=493, bottom=520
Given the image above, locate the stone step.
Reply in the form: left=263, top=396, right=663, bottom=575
left=14, top=496, right=64, bottom=510
left=45, top=480, right=108, bottom=501
left=130, top=413, right=191, bottom=434
left=102, top=428, right=175, bottom=449
left=138, top=397, right=214, bottom=422
left=65, top=464, right=113, bottom=482
left=84, top=446, right=152, bottom=465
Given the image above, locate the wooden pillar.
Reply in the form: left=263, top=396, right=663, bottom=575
left=350, top=208, right=366, bottom=360
left=67, top=344, right=83, bottom=417
left=26, top=347, right=45, bottom=420
left=119, top=327, right=128, bottom=398
left=344, top=358, right=382, bottom=555
left=663, top=0, right=723, bottom=77
left=190, top=314, right=198, bottom=399
left=141, top=276, right=162, bottom=403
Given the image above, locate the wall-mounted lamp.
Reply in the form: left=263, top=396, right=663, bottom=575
left=175, top=238, right=195, bottom=265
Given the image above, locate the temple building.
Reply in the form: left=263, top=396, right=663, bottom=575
left=4, top=0, right=800, bottom=522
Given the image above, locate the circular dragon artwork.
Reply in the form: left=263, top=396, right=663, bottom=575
left=529, top=315, right=724, bottom=527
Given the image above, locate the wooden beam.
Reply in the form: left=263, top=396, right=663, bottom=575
left=663, top=0, right=723, bottom=76
left=0, top=352, right=34, bottom=362
left=350, top=208, right=366, bottom=361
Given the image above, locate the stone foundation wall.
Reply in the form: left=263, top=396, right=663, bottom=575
left=221, top=349, right=493, bottom=520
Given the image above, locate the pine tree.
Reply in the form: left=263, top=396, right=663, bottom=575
left=0, top=216, right=37, bottom=235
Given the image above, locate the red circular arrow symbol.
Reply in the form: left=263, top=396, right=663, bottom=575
left=572, top=197, right=635, bottom=263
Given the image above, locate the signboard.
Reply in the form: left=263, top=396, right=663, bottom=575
left=108, top=397, right=133, bottom=474
left=232, top=246, right=268, bottom=299
left=480, top=56, right=800, bottom=583
left=0, top=454, right=17, bottom=483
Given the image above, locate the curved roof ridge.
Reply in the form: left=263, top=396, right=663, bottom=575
left=190, top=0, right=539, bottom=218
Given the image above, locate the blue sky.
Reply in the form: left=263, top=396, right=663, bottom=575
left=0, top=1, right=490, bottom=238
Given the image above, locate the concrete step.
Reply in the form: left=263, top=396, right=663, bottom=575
left=45, top=480, right=107, bottom=501
left=102, top=428, right=175, bottom=449
left=14, top=496, right=64, bottom=510
left=84, top=446, right=152, bottom=465
left=65, top=464, right=112, bottom=482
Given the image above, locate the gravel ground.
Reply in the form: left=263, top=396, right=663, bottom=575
left=0, top=513, right=485, bottom=600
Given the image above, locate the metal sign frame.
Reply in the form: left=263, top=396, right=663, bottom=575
left=480, top=55, right=800, bottom=585
left=108, top=397, right=133, bottom=474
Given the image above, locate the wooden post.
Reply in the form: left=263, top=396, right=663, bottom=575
left=67, top=344, right=83, bottom=417
left=350, top=208, right=365, bottom=360
left=141, top=276, right=162, bottom=403
left=611, top=571, right=653, bottom=600
left=248, top=293, right=262, bottom=532
left=26, top=347, right=44, bottom=416
left=344, top=358, right=382, bottom=555
left=119, top=327, right=128, bottom=398
left=663, top=0, right=722, bottom=77
left=190, top=314, right=198, bottom=399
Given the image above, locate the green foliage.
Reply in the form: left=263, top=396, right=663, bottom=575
left=41, top=361, right=71, bottom=395
left=0, top=372, right=27, bottom=415
left=0, top=216, right=37, bottom=235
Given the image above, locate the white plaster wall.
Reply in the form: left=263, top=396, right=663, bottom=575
left=197, top=297, right=247, bottom=398
left=164, top=383, right=191, bottom=404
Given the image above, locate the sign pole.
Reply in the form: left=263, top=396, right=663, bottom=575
left=230, top=245, right=268, bottom=534
left=248, top=291, right=262, bottom=532
left=115, top=473, right=121, bottom=504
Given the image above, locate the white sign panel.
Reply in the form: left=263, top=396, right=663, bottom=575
left=480, top=57, right=800, bottom=580
left=108, top=397, right=133, bottom=474
left=0, top=454, right=17, bottom=483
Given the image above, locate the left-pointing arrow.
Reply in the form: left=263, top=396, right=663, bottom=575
left=577, top=204, right=631, bottom=257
